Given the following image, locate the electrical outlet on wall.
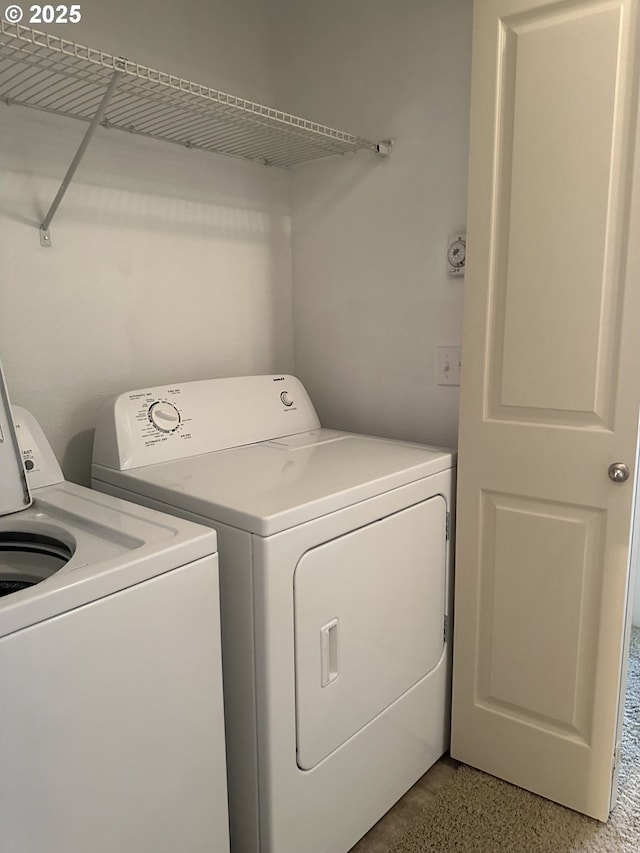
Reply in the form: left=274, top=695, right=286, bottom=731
left=436, top=346, right=461, bottom=386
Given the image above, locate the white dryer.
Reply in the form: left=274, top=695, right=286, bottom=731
left=91, top=374, right=456, bottom=853
left=0, top=363, right=229, bottom=853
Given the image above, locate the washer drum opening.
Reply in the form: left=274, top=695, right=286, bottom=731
left=0, top=532, right=74, bottom=597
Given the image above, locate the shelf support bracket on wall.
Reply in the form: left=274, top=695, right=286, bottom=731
left=39, top=70, right=122, bottom=248
left=375, top=140, right=393, bottom=156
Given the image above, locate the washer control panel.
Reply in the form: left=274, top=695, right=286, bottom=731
left=0, top=365, right=32, bottom=513
left=93, top=375, right=321, bottom=471
left=13, top=406, right=64, bottom=489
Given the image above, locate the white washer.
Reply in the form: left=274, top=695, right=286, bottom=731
left=92, top=374, right=456, bottom=853
left=0, top=364, right=229, bottom=853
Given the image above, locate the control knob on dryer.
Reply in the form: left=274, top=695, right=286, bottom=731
left=148, top=400, right=181, bottom=433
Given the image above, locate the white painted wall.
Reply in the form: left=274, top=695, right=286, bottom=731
left=0, top=0, right=293, bottom=485
left=276, top=0, right=472, bottom=448
left=1, top=0, right=472, bottom=487
left=36, top=0, right=279, bottom=104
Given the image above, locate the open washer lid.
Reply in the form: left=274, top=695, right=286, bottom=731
left=0, top=358, right=31, bottom=516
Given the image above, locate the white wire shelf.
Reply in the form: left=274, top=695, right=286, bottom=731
left=0, top=21, right=390, bottom=168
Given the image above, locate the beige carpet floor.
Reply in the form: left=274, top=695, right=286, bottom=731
left=386, top=627, right=640, bottom=852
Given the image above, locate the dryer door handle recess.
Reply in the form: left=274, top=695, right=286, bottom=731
left=320, top=619, right=339, bottom=687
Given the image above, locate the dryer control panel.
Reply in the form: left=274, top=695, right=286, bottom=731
left=92, top=374, right=321, bottom=471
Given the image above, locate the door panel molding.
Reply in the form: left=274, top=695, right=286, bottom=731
left=485, top=0, right=629, bottom=428
left=477, top=491, right=604, bottom=741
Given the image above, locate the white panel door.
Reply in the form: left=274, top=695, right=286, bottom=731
left=452, top=0, right=640, bottom=820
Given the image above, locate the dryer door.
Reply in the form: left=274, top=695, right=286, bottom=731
left=294, top=496, right=446, bottom=770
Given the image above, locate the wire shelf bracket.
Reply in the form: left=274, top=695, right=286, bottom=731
left=0, top=22, right=392, bottom=247
left=39, top=68, right=122, bottom=247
